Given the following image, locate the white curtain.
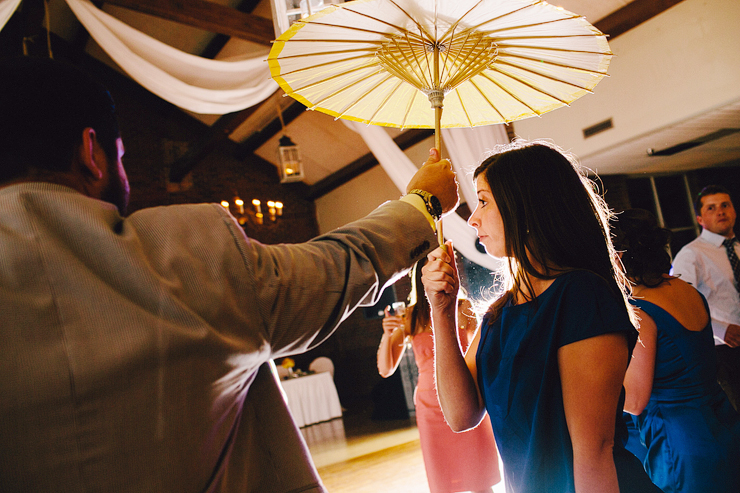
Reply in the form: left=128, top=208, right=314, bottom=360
left=0, top=0, right=22, bottom=31
left=442, top=125, right=510, bottom=208
left=344, top=121, right=504, bottom=271
left=63, top=0, right=277, bottom=115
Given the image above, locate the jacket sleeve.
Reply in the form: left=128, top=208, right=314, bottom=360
left=229, top=200, right=437, bottom=357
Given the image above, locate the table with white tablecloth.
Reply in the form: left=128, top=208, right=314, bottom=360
left=280, top=371, right=342, bottom=428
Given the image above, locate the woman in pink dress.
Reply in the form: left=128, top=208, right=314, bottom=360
left=377, top=259, right=501, bottom=493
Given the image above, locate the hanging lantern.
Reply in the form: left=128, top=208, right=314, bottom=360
left=277, top=135, right=304, bottom=183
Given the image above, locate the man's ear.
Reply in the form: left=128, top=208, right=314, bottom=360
left=78, top=127, right=104, bottom=180
left=696, top=215, right=705, bottom=229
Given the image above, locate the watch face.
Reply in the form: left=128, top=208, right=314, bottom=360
left=430, top=195, right=442, bottom=218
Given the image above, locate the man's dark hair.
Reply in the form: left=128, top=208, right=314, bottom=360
left=0, top=56, right=120, bottom=183
left=695, top=185, right=733, bottom=215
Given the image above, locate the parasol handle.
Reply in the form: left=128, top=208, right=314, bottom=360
left=428, top=91, right=445, bottom=250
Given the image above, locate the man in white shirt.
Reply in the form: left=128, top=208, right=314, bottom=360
left=672, top=185, right=740, bottom=410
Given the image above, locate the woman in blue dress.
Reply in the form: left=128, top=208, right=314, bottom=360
left=422, top=140, right=660, bottom=493
left=613, top=208, right=740, bottom=492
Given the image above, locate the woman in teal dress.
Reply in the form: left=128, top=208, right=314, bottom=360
left=613, top=208, right=740, bottom=493
left=422, top=140, right=660, bottom=492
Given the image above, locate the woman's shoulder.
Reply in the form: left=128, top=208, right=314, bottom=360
left=634, top=277, right=708, bottom=331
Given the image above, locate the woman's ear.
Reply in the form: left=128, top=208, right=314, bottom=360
left=78, top=127, right=105, bottom=180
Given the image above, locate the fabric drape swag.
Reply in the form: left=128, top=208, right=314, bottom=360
left=0, top=0, right=504, bottom=271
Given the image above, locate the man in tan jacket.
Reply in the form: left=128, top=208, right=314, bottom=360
left=0, top=57, right=458, bottom=492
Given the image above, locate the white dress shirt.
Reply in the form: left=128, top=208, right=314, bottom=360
left=671, top=228, right=740, bottom=345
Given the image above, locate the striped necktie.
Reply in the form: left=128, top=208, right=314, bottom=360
left=722, top=237, right=740, bottom=292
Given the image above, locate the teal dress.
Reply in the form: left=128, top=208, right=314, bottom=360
left=477, top=270, right=660, bottom=493
left=624, top=297, right=740, bottom=493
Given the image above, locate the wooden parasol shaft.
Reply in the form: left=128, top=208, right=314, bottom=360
left=434, top=105, right=444, bottom=249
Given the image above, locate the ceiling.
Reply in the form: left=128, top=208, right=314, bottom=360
left=16, top=0, right=740, bottom=192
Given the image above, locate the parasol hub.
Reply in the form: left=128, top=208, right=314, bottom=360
left=426, top=89, right=445, bottom=109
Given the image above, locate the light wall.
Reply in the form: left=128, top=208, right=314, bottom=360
left=315, top=136, right=436, bottom=234
left=316, top=0, right=740, bottom=233
left=513, top=0, right=740, bottom=165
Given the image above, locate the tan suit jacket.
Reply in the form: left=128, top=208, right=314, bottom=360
left=0, top=183, right=436, bottom=492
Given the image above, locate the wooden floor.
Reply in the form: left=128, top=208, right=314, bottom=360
left=302, top=401, right=506, bottom=493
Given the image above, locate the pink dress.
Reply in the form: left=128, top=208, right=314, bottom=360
left=412, top=330, right=501, bottom=493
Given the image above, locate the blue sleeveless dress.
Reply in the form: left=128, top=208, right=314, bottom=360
left=624, top=297, right=740, bottom=493
left=477, top=270, right=660, bottom=493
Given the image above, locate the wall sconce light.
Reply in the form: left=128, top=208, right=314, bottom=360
left=221, top=196, right=283, bottom=227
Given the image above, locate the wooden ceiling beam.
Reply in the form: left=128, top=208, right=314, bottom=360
left=102, top=0, right=274, bottom=46
left=595, top=0, right=685, bottom=39
left=306, top=129, right=434, bottom=200
left=234, top=100, right=307, bottom=160
left=168, top=103, right=264, bottom=182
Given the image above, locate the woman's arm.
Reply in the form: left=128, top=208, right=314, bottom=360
left=623, top=308, right=657, bottom=415
left=559, top=333, right=630, bottom=493
left=423, top=243, right=486, bottom=431
left=456, top=298, right=479, bottom=353
left=377, top=307, right=408, bottom=377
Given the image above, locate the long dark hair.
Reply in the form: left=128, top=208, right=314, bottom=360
left=473, top=140, right=634, bottom=324
left=611, top=208, right=672, bottom=287
left=407, top=258, right=430, bottom=337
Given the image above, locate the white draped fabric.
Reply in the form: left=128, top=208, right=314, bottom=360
left=62, top=0, right=277, bottom=115
left=442, top=125, right=510, bottom=209
left=0, top=0, right=21, bottom=31
left=345, top=121, right=504, bottom=271
left=1, top=0, right=506, bottom=271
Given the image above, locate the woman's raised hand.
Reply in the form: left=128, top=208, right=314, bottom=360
left=381, top=308, right=404, bottom=337
left=422, top=241, right=459, bottom=314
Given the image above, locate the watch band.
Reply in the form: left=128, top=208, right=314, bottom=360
left=408, top=189, right=442, bottom=221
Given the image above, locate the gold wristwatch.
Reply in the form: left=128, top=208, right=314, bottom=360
left=408, top=189, right=442, bottom=221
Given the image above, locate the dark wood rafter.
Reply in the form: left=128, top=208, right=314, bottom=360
left=234, top=100, right=307, bottom=160
left=168, top=105, right=262, bottom=182
left=306, top=128, right=434, bottom=200
left=168, top=0, right=269, bottom=182
left=594, top=0, right=685, bottom=39
left=200, top=0, right=263, bottom=59
left=101, top=0, right=274, bottom=46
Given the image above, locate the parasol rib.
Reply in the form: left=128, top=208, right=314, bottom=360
left=279, top=38, right=386, bottom=44
left=277, top=53, right=380, bottom=78
left=306, top=20, right=425, bottom=44
left=479, top=72, right=541, bottom=116
left=339, top=5, right=427, bottom=43
left=455, top=88, right=474, bottom=127
left=439, top=0, right=486, bottom=42
left=364, top=79, right=405, bottom=124
left=445, top=36, right=494, bottom=89
left=310, top=69, right=391, bottom=109
left=494, top=59, right=595, bottom=92
left=400, top=89, right=418, bottom=129
left=388, top=37, right=427, bottom=87
left=490, top=65, right=571, bottom=105
left=498, top=51, right=610, bottom=76
left=386, top=0, right=434, bottom=42
left=283, top=63, right=383, bottom=96
left=450, top=1, right=540, bottom=38
left=471, top=14, right=587, bottom=39
left=495, top=43, right=613, bottom=58
left=469, top=79, right=507, bottom=122
left=271, top=47, right=379, bottom=61
left=406, top=31, right=433, bottom=89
